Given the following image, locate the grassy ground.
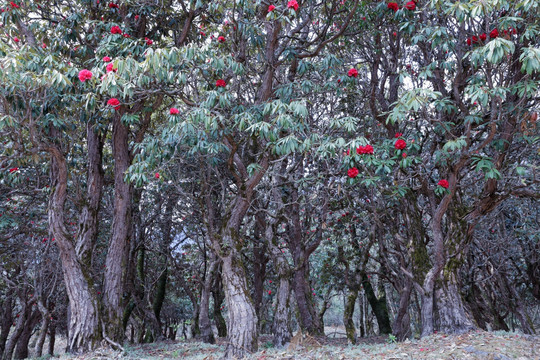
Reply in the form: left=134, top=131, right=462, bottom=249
left=53, top=330, right=539, bottom=360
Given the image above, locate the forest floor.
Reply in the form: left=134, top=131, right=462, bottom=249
left=53, top=330, right=540, bottom=360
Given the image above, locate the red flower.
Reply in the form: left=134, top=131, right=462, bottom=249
left=9, top=2, right=19, bottom=8
left=387, top=2, right=399, bottom=12
left=393, top=31, right=397, bottom=37
left=402, top=152, right=407, bottom=158
left=405, top=1, right=415, bottom=10
left=268, top=290, right=272, bottom=295
left=356, top=145, right=374, bottom=155
left=111, top=26, right=122, bottom=34
left=106, top=63, right=117, bottom=73
left=123, top=34, right=131, bottom=38
left=466, top=37, right=472, bottom=46
left=347, top=167, right=359, bottom=178
left=170, top=108, right=179, bottom=115
left=107, top=98, right=121, bottom=110
left=145, top=37, right=153, bottom=45
left=13, top=37, right=19, bottom=43
left=395, top=132, right=403, bottom=138
left=8, top=167, right=18, bottom=173
left=489, top=29, right=499, bottom=38
left=78, top=69, right=93, bottom=82
left=41, top=43, right=47, bottom=49
left=103, top=56, right=111, bottom=62
left=155, top=173, right=160, bottom=179
left=135, top=15, right=140, bottom=20
left=268, top=4, right=275, bottom=11
left=437, top=179, right=449, bottom=189
left=217, top=36, right=226, bottom=43
left=394, top=139, right=407, bottom=150
left=472, top=35, right=479, bottom=44
left=479, top=33, right=487, bottom=41
left=216, top=79, right=226, bottom=87
left=108, top=3, right=118, bottom=8
left=348, top=68, right=358, bottom=78
left=287, top=0, right=298, bottom=11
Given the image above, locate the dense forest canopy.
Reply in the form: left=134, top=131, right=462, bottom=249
left=0, top=0, right=539, bottom=359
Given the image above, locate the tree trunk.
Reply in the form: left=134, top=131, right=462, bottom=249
left=292, top=262, right=323, bottom=335
left=392, top=279, right=412, bottom=341
left=3, top=302, right=26, bottom=360
left=435, top=274, right=476, bottom=334
left=13, top=309, right=40, bottom=360
left=221, top=254, right=258, bottom=359
left=212, top=274, right=227, bottom=338
left=33, top=300, right=50, bottom=358
left=104, top=115, right=132, bottom=342
left=199, top=258, right=217, bottom=344
left=0, top=296, right=13, bottom=359
left=343, top=289, right=358, bottom=345
left=361, top=274, right=392, bottom=335
left=272, top=273, right=292, bottom=347
left=48, top=325, right=56, bottom=356
left=48, top=148, right=101, bottom=353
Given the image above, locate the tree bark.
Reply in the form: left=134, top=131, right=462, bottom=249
left=435, top=274, right=476, bottom=334
left=3, top=302, right=27, bottom=360
left=0, top=296, right=13, bottom=359
left=361, top=274, right=392, bottom=335
left=48, top=148, right=101, bottom=353
left=392, top=279, right=412, bottom=341
left=199, top=258, right=217, bottom=344
left=221, top=253, right=258, bottom=359
left=343, top=289, right=358, bottom=345
left=33, top=299, right=50, bottom=358
left=272, top=254, right=292, bottom=348
left=104, top=114, right=132, bottom=342
left=48, top=324, right=56, bottom=356
left=212, top=271, right=227, bottom=338
left=13, top=309, right=40, bottom=360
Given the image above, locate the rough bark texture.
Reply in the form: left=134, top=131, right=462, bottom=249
left=48, top=325, right=56, bottom=356
left=0, top=296, right=13, bottom=359
left=212, top=271, right=227, bottom=338
left=392, top=280, right=412, bottom=341
left=3, top=301, right=27, bottom=360
left=221, top=253, right=258, bottom=359
left=13, top=309, right=40, bottom=360
left=435, top=275, right=476, bottom=334
left=104, top=115, right=132, bottom=341
left=361, top=274, right=392, bottom=335
left=48, top=148, right=101, bottom=353
left=272, top=252, right=292, bottom=348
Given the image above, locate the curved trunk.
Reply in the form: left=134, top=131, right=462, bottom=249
left=33, top=299, right=51, bottom=358
left=292, top=262, right=323, bottom=335
left=343, top=289, right=358, bottom=345
left=48, top=325, right=56, bottom=356
left=3, top=302, right=26, bottom=360
left=362, top=274, right=391, bottom=335
left=13, top=309, right=40, bottom=360
left=222, top=254, right=258, bottom=359
left=104, top=115, right=132, bottom=342
left=0, top=296, right=13, bottom=359
left=49, top=149, right=101, bottom=353
left=392, top=279, right=412, bottom=341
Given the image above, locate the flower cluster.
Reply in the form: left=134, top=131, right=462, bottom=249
left=347, top=167, right=359, bottom=178
left=348, top=68, right=358, bottom=78
left=216, top=79, right=226, bottom=87
left=107, top=98, right=121, bottom=110
left=78, top=69, right=93, bottom=82
left=111, top=26, right=122, bottom=35
left=437, top=179, right=449, bottom=189
left=394, top=139, right=407, bottom=150
left=356, top=144, right=374, bottom=155
left=287, top=0, right=298, bottom=11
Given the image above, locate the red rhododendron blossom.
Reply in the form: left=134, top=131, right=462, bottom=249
left=394, top=139, right=407, bottom=150
left=348, top=68, right=358, bottom=77
left=217, top=36, right=226, bottom=43
left=106, top=63, right=117, bottom=73
left=268, top=4, right=275, bottom=11
left=13, top=37, right=19, bottom=43
left=145, top=37, right=153, bottom=45
left=78, top=69, right=93, bottom=82
left=107, top=98, right=121, bottom=110
left=287, top=0, right=298, bottom=11
left=438, top=179, right=449, bottom=188
left=170, top=107, right=179, bottom=115
left=347, top=167, right=359, bottom=178
left=489, top=29, right=499, bottom=38
left=216, top=79, right=226, bottom=87
left=472, top=35, right=479, bottom=44
left=387, top=2, right=399, bottom=12
left=405, top=1, right=415, bottom=10
left=111, top=26, right=122, bottom=34
left=357, top=145, right=374, bottom=155
left=41, top=43, right=47, bottom=49
left=135, top=15, right=139, bottom=20
left=466, top=37, right=472, bottom=46
left=402, top=153, right=407, bottom=158
left=479, top=33, right=487, bottom=41
left=395, top=132, right=403, bottom=138
left=103, top=56, right=111, bottom=62
left=8, top=167, right=18, bottom=173
left=10, top=2, right=19, bottom=8
left=108, top=3, right=118, bottom=8
left=155, top=173, right=160, bottom=179
left=123, top=34, right=131, bottom=38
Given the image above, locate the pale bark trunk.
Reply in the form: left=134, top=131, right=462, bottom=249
left=272, top=272, right=292, bottom=347
left=48, top=149, right=101, bottom=353
left=222, top=254, right=258, bottom=359
left=392, top=280, right=412, bottom=341
left=104, top=115, right=132, bottom=342
left=33, top=300, right=50, bottom=358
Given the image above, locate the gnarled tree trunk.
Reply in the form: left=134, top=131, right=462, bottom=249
left=199, top=257, right=217, bottom=344
left=343, top=289, right=358, bottom=344
left=435, top=273, right=476, bottom=334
